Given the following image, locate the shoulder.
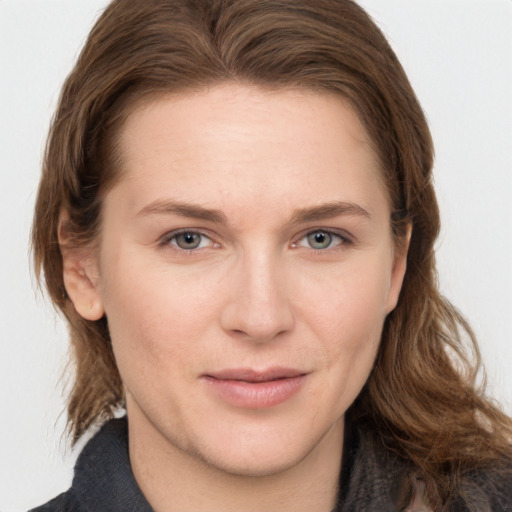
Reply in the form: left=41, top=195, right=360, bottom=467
left=345, top=423, right=512, bottom=511
left=28, top=490, right=82, bottom=512
left=453, top=464, right=512, bottom=512
left=28, top=418, right=152, bottom=512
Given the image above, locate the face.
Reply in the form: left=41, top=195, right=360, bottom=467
left=66, top=83, right=407, bottom=477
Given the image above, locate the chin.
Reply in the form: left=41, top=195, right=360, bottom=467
left=194, top=441, right=313, bottom=478
left=180, top=414, right=343, bottom=478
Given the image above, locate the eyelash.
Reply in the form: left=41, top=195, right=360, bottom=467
left=159, top=228, right=353, bottom=253
left=159, top=229, right=217, bottom=252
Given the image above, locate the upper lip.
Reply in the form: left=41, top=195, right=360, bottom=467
left=204, top=367, right=306, bottom=382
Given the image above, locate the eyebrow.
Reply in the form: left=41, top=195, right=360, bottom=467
left=137, top=199, right=228, bottom=224
left=288, top=201, right=372, bottom=225
left=136, top=199, right=371, bottom=225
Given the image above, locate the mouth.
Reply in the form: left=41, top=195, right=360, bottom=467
left=201, top=368, right=308, bottom=409
left=205, top=367, right=306, bottom=382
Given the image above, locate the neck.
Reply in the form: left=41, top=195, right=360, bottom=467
left=128, top=411, right=343, bottom=512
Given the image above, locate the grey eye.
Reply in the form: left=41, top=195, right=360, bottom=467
left=307, top=231, right=333, bottom=249
left=174, top=232, right=203, bottom=250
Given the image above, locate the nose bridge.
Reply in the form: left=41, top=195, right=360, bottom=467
left=220, top=242, right=294, bottom=342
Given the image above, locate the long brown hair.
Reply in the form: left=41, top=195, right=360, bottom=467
left=32, top=0, right=512, bottom=507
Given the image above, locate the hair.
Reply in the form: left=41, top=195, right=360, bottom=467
left=32, top=0, right=512, bottom=508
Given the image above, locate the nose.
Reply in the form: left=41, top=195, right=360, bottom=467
left=220, top=249, right=295, bottom=343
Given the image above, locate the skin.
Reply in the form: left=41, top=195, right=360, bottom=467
left=62, top=83, right=409, bottom=512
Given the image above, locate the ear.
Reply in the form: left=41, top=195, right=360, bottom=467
left=386, top=223, right=412, bottom=314
left=59, top=212, right=105, bottom=321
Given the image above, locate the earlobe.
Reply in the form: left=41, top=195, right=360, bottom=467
left=59, top=213, right=105, bottom=321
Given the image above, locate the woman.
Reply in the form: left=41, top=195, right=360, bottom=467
left=29, top=0, right=512, bottom=510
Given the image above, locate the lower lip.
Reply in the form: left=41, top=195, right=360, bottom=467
left=202, top=375, right=306, bottom=409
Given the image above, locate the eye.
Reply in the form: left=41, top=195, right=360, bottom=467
left=294, top=230, right=349, bottom=250
left=307, top=231, right=334, bottom=250
left=163, top=231, right=214, bottom=250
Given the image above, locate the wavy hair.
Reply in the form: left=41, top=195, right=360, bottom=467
left=32, top=0, right=511, bottom=507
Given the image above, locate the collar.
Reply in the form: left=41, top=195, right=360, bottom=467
left=71, top=418, right=153, bottom=512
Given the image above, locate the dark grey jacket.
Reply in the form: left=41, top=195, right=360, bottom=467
left=29, top=418, right=512, bottom=512
left=29, top=420, right=152, bottom=512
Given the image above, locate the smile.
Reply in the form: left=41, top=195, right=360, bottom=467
left=202, top=368, right=307, bottom=409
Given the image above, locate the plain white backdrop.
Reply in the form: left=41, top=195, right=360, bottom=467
left=1, top=1, right=511, bottom=510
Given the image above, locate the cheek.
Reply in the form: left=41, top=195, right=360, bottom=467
left=296, top=256, right=392, bottom=404
left=297, top=256, right=392, bottom=343
left=100, top=255, right=222, bottom=375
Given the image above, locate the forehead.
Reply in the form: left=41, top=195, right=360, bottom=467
left=118, top=84, right=374, bottom=159
left=111, top=83, right=389, bottom=219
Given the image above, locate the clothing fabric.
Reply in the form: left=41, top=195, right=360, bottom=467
left=29, top=417, right=512, bottom=512
left=29, top=419, right=152, bottom=512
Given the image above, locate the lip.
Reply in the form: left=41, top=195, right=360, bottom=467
left=202, top=367, right=307, bottom=409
